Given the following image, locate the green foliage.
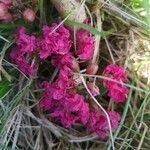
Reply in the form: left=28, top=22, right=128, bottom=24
left=130, top=0, right=143, bottom=9
left=0, top=80, right=11, bottom=99
left=65, top=20, right=113, bottom=36
left=143, top=0, right=150, bottom=31
left=38, top=0, right=44, bottom=26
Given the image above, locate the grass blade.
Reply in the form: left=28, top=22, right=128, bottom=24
left=107, top=87, right=133, bottom=150
left=65, top=20, right=113, bottom=36
left=0, top=35, right=10, bottom=43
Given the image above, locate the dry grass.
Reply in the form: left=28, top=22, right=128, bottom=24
left=0, top=0, right=150, bottom=150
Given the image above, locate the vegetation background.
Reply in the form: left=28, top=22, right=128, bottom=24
left=0, top=0, right=150, bottom=149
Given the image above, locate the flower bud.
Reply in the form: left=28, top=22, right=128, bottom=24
left=0, top=0, right=12, bottom=6
left=0, top=3, right=8, bottom=17
left=2, top=13, right=12, bottom=22
left=73, top=74, right=82, bottom=86
left=23, top=8, right=35, bottom=22
left=86, top=63, right=98, bottom=75
left=87, top=82, right=100, bottom=97
left=71, top=58, right=80, bottom=72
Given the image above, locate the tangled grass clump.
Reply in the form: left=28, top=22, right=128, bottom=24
left=0, top=0, right=150, bottom=150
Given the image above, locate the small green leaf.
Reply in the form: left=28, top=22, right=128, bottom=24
left=0, top=80, right=11, bottom=98
left=143, top=114, right=150, bottom=120
left=0, top=23, right=16, bottom=30
left=0, top=20, right=30, bottom=30
left=38, top=0, right=44, bottom=26
left=65, top=20, right=113, bottom=36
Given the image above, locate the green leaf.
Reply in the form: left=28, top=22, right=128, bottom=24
left=143, top=0, right=150, bottom=31
left=0, top=20, right=30, bottom=30
left=0, top=23, right=16, bottom=30
left=38, top=0, right=44, bottom=26
left=143, top=114, right=150, bottom=120
left=65, top=20, right=113, bottom=36
left=0, top=80, right=11, bottom=98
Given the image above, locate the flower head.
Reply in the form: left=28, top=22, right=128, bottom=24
left=23, top=8, right=36, bottom=22
left=103, top=64, right=127, bottom=81
left=16, top=27, right=36, bottom=53
left=39, top=22, right=72, bottom=59
left=108, top=111, right=121, bottom=130
left=51, top=53, right=73, bottom=68
left=0, top=2, right=8, bottom=17
left=88, top=111, right=121, bottom=138
left=76, top=20, right=95, bottom=60
left=10, top=27, right=36, bottom=75
left=40, top=79, right=89, bottom=127
left=103, top=64, right=128, bottom=102
left=107, top=83, right=128, bottom=102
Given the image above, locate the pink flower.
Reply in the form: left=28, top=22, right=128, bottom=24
left=52, top=53, right=80, bottom=71
left=76, top=20, right=95, bottom=60
left=0, top=0, right=12, bottom=6
left=39, top=81, right=64, bottom=110
left=103, top=64, right=127, bottom=81
left=10, top=27, right=37, bottom=75
left=108, top=111, right=121, bottom=130
left=108, top=83, right=128, bottom=102
left=51, top=107, right=77, bottom=128
left=0, top=13, right=12, bottom=22
left=103, top=64, right=128, bottom=102
left=88, top=111, right=121, bottom=138
left=0, top=2, right=8, bottom=17
left=64, top=93, right=89, bottom=125
left=48, top=92, right=89, bottom=128
left=86, top=63, right=99, bottom=75
left=39, top=22, right=72, bottom=59
left=23, top=8, right=36, bottom=22
left=10, top=47, right=36, bottom=75
left=57, top=66, right=73, bottom=89
left=40, top=80, right=90, bottom=127
left=88, top=112, right=108, bottom=138
left=51, top=53, right=73, bottom=68
left=16, top=27, right=36, bottom=53
left=39, top=66, right=89, bottom=127
left=39, top=96, right=52, bottom=110
left=87, top=82, right=100, bottom=97
left=80, top=103, right=89, bottom=125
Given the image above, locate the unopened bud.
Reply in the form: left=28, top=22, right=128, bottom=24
left=0, top=3, right=8, bottom=17
left=2, top=13, right=12, bottom=22
left=86, top=63, right=98, bottom=75
left=23, top=8, right=35, bottom=22
left=73, top=74, right=82, bottom=86
left=87, top=82, right=100, bottom=97
left=71, top=58, right=80, bottom=72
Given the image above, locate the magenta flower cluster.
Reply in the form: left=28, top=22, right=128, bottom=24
left=103, top=64, right=128, bottom=102
left=38, top=23, right=72, bottom=59
left=76, top=20, right=95, bottom=60
left=39, top=61, right=121, bottom=138
left=88, top=111, right=120, bottom=139
left=10, top=20, right=128, bottom=138
left=40, top=67, right=89, bottom=127
left=10, top=27, right=37, bottom=75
